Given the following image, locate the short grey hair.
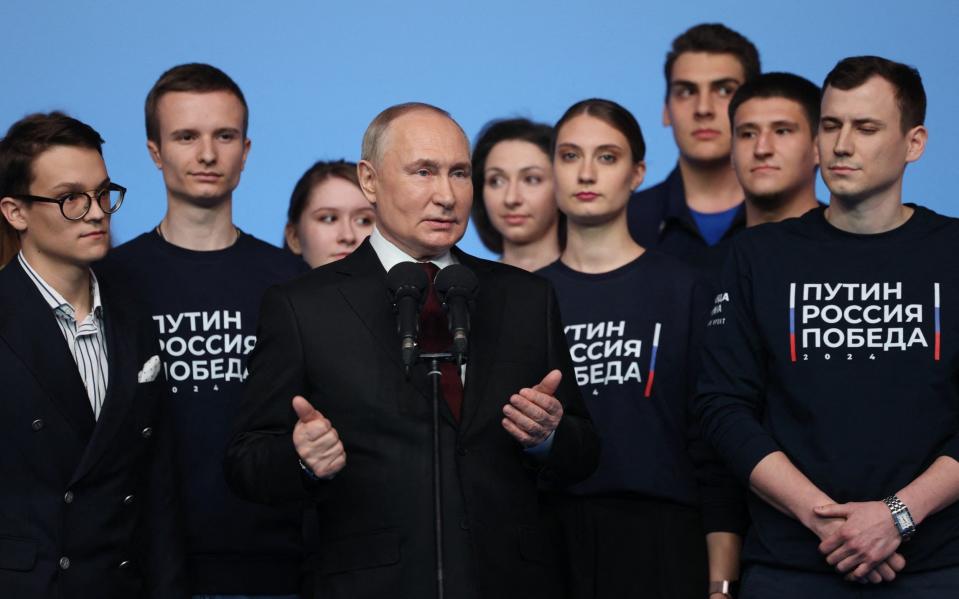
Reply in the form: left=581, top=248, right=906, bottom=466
left=360, top=102, right=468, bottom=166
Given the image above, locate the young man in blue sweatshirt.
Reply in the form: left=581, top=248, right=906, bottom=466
left=698, top=56, right=959, bottom=597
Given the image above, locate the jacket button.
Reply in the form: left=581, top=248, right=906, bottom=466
left=119, top=560, right=131, bottom=570
left=123, top=494, right=135, bottom=505
left=63, top=491, right=74, bottom=504
left=59, top=556, right=71, bottom=570
left=459, top=518, right=470, bottom=531
left=31, top=419, right=44, bottom=431
left=141, top=427, right=153, bottom=439
left=456, top=446, right=468, bottom=457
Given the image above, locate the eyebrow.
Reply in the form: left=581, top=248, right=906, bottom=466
left=49, top=177, right=110, bottom=194
left=671, top=77, right=741, bottom=89
left=820, top=116, right=886, bottom=127
left=736, top=119, right=801, bottom=131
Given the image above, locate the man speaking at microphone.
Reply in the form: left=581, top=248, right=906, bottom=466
left=224, top=103, right=599, bottom=599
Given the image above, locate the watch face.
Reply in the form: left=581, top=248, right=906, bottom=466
left=896, top=511, right=914, bottom=529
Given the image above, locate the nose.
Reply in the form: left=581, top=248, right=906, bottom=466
left=833, top=124, right=854, bottom=157
left=578, top=159, right=596, bottom=185
left=84, top=193, right=107, bottom=222
left=432, top=174, right=456, bottom=211
left=337, top=218, right=358, bottom=246
left=754, top=130, right=774, bottom=158
left=695, top=90, right=715, bottom=119
left=198, top=136, right=216, bottom=165
left=503, top=180, right=522, bottom=209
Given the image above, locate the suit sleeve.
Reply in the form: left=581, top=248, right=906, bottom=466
left=685, top=278, right=749, bottom=535
left=141, top=333, right=189, bottom=598
left=224, top=285, right=325, bottom=505
left=537, top=282, right=601, bottom=485
left=695, top=241, right=781, bottom=486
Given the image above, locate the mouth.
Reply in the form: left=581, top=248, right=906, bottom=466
left=828, top=165, right=859, bottom=174
left=693, top=129, right=721, bottom=140
left=332, top=251, right=351, bottom=259
left=501, top=214, right=529, bottom=226
left=423, top=218, right=457, bottom=230
left=575, top=191, right=599, bottom=201
left=751, top=165, right=779, bottom=173
left=80, top=230, right=107, bottom=239
left=190, top=172, right=222, bottom=182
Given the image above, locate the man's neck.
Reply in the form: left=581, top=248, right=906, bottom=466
left=501, top=224, right=561, bottom=272
left=825, top=185, right=912, bottom=234
left=561, top=214, right=643, bottom=274
left=21, top=247, right=92, bottom=319
left=678, top=155, right=743, bottom=213
left=746, top=187, right=820, bottom=227
left=160, top=195, right=237, bottom=251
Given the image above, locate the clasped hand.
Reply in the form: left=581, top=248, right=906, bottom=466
left=812, top=501, right=905, bottom=584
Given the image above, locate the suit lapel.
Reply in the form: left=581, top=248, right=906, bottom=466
left=0, top=261, right=95, bottom=442
left=454, top=250, right=505, bottom=432
left=71, top=288, right=138, bottom=484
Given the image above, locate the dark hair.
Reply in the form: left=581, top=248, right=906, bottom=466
left=145, top=63, right=248, bottom=144
left=0, top=111, right=104, bottom=197
left=728, top=72, right=821, bottom=135
left=470, top=118, right=555, bottom=253
left=554, top=99, right=646, bottom=163
left=284, top=160, right=362, bottom=250
left=664, top=23, right=761, bottom=99
left=0, top=112, right=103, bottom=261
left=823, top=56, right=925, bottom=133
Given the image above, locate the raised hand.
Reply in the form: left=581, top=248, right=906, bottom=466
left=292, top=396, right=346, bottom=479
left=502, top=369, right=564, bottom=447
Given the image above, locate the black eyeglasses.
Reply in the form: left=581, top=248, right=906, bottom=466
left=9, top=182, right=126, bottom=221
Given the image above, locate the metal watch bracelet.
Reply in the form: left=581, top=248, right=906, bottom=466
left=882, top=494, right=917, bottom=541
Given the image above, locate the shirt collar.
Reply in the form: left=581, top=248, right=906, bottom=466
left=18, top=251, right=104, bottom=319
left=368, top=226, right=456, bottom=272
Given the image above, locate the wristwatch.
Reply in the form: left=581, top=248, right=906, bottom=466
left=882, top=495, right=916, bottom=541
left=708, top=580, right=738, bottom=598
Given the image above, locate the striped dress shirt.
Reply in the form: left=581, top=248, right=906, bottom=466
left=19, top=252, right=109, bottom=419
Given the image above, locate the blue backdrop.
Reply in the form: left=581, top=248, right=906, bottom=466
left=2, top=0, right=956, bottom=260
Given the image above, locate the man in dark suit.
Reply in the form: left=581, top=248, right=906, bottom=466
left=225, top=103, right=599, bottom=598
left=0, top=112, right=187, bottom=598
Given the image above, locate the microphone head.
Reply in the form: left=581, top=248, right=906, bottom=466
left=433, top=264, right=479, bottom=303
left=386, top=261, right=430, bottom=306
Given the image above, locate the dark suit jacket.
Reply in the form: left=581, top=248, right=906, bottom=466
left=225, top=240, right=599, bottom=599
left=0, top=260, right=187, bottom=598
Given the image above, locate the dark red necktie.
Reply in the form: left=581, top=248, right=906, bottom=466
left=418, top=262, right=463, bottom=422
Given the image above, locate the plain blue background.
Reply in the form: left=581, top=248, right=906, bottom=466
left=2, top=0, right=956, bottom=260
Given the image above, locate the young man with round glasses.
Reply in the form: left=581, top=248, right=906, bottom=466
left=0, top=111, right=187, bottom=597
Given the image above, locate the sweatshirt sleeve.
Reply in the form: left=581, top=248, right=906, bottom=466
left=686, top=277, right=749, bottom=535
left=695, top=241, right=782, bottom=486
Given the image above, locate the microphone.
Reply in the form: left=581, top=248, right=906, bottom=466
left=386, top=262, right=430, bottom=372
left=433, top=264, right=479, bottom=364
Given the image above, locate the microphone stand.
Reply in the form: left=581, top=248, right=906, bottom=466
left=416, top=350, right=465, bottom=599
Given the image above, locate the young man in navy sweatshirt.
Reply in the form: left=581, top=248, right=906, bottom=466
left=98, top=64, right=306, bottom=598
left=697, top=56, right=959, bottom=597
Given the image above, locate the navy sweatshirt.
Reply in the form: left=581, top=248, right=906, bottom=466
left=697, top=205, right=959, bottom=572
left=538, top=252, right=747, bottom=533
left=97, top=231, right=307, bottom=594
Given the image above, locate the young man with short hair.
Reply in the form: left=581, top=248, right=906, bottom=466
left=98, top=64, right=306, bottom=598
left=698, top=56, right=959, bottom=597
left=729, top=72, right=822, bottom=226
left=628, top=23, right=760, bottom=271
left=0, top=112, right=186, bottom=598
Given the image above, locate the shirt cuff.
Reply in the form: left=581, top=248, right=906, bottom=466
left=524, top=430, right=555, bottom=457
